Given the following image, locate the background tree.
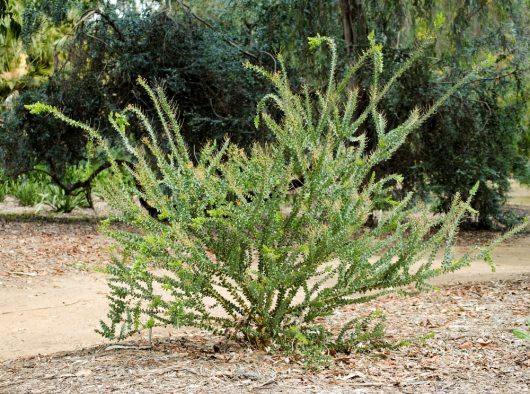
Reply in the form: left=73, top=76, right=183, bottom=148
left=0, top=0, right=76, bottom=98
left=1, top=0, right=528, bottom=227
left=0, top=0, right=268, bottom=200
left=203, top=0, right=529, bottom=227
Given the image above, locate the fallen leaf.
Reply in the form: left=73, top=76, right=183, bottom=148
left=459, top=341, right=473, bottom=349
left=340, top=372, right=366, bottom=381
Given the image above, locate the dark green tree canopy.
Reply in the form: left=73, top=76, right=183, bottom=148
left=1, top=0, right=528, bottom=228
left=1, top=4, right=269, bottom=178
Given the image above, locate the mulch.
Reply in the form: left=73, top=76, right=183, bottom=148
left=0, top=218, right=112, bottom=286
left=1, top=211, right=526, bottom=287
left=1, top=277, right=528, bottom=393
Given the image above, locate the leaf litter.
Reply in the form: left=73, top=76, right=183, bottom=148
left=0, top=198, right=529, bottom=392
left=0, top=277, right=528, bottom=393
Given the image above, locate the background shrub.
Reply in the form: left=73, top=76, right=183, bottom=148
left=0, top=169, right=9, bottom=202
left=11, top=172, right=47, bottom=206
left=38, top=184, right=89, bottom=213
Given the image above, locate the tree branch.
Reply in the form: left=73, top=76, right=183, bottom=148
left=67, top=162, right=113, bottom=193
left=32, top=168, right=68, bottom=191
left=74, top=9, right=124, bottom=41
left=434, top=68, right=526, bottom=86
left=32, top=160, right=128, bottom=196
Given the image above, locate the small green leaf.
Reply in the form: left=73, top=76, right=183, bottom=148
left=513, top=329, right=530, bottom=341
left=469, top=181, right=480, bottom=196
left=207, top=208, right=228, bottom=217
left=158, top=211, right=170, bottom=220
left=367, top=31, right=375, bottom=46
left=433, top=13, right=446, bottom=30
left=308, top=33, right=325, bottom=49
left=145, top=318, right=155, bottom=329
left=192, top=217, right=207, bottom=227
left=150, top=296, right=161, bottom=308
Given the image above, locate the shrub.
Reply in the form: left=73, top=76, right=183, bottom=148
left=0, top=184, right=6, bottom=203
left=27, top=35, right=527, bottom=356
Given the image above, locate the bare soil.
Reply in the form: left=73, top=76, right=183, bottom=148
left=0, top=184, right=529, bottom=392
left=0, top=278, right=528, bottom=393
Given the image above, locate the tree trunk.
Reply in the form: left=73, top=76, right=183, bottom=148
left=340, top=0, right=354, bottom=54
left=351, top=0, right=367, bottom=48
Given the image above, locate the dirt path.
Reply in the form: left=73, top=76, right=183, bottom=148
left=1, top=233, right=529, bottom=361
left=1, top=184, right=529, bottom=362
left=0, top=274, right=109, bottom=360
left=1, top=277, right=528, bottom=393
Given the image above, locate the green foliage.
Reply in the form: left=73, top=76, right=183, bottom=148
left=377, top=61, right=528, bottom=228
left=192, top=0, right=530, bottom=228
left=0, top=87, right=85, bottom=177
left=333, top=310, right=387, bottom=354
left=34, top=160, right=112, bottom=212
left=0, top=169, right=9, bottom=202
left=28, top=37, right=528, bottom=358
left=38, top=184, right=89, bottom=213
left=0, top=0, right=23, bottom=73
left=0, top=0, right=73, bottom=97
left=513, top=318, right=530, bottom=341
left=0, top=185, right=6, bottom=202
left=1, top=161, right=101, bottom=211
left=350, top=1, right=529, bottom=228
left=36, top=160, right=114, bottom=213
left=198, top=0, right=341, bottom=86
left=1, top=4, right=267, bottom=188
left=4, top=1, right=528, bottom=228
left=11, top=173, right=47, bottom=206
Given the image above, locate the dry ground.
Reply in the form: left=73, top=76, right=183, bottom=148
left=0, top=184, right=529, bottom=392
left=0, top=278, right=528, bottom=393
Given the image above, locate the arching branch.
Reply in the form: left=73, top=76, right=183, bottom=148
left=74, top=9, right=124, bottom=41
left=32, top=160, right=128, bottom=196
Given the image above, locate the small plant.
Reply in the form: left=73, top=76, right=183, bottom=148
left=11, top=177, right=46, bottom=206
left=0, top=183, right=7, bottom=203
left=513, top=318, right=530, bottom=341
left=6, top=163, right=98, bottom=211
left=27, top=33, right=527, bottom=361
left=38, top=184, right=90, bottom=213
left=33, top=161, right=111, bottom=212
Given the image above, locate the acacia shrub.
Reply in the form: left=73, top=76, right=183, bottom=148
left=27, top=35, right=526, bottom=354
